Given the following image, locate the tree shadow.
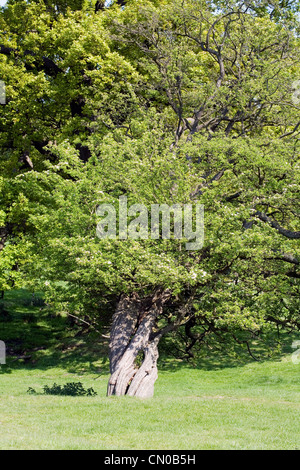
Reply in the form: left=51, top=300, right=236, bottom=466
left=0, top=289, right=110, bottom=376
left=1, top=289, right=298, bottom=378
left=157, top=328, right=299, bottom=373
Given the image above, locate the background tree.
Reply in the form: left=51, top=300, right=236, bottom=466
left=0, top=0, right=139, bottom=289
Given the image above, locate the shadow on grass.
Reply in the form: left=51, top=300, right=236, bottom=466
left=0, top=289, right=110, bottom=376
left=1, top=289, right=298, bottom=377
left=157, top=326, right=299, bottom=373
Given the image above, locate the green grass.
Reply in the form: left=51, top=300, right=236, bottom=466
left=0, top=289, right=300, bottom=450
left=0, top=360, right=299, bottom=450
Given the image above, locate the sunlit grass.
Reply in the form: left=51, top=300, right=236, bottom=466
left=1, top=357, right=299, bottom=450
left=0, top=289, right=299, bottom=450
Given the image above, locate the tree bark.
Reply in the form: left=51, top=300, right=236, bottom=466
left=107, top=289, right=170, bottom=398
left=255, top=211, right=300, bottom=239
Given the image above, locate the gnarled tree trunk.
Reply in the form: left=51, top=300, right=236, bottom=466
left=107, top=289, right=171, bottom=398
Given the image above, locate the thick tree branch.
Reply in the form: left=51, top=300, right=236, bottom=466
left=255, top=210, right=300, bottom=239
left=273, top=252, right=299, bottom=265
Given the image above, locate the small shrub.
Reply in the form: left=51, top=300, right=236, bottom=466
left=27, top=382, right=97, bottom=396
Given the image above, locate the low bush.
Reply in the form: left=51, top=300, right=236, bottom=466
left=27, top=382, right=97, bottom=396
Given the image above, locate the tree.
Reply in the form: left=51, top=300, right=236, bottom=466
left=0, top=0, right=299, bottom=397
left=20, top=126, right=299, bottom=396
left=0, top=0, right=138, bottom=289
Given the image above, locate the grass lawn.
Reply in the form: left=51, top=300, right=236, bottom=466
left=0, top=290, right=299, bottom=450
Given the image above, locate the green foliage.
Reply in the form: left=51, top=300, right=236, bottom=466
left=0, top=0, right=299, bottom=358
left=27, top=382, right=97, bottom=395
